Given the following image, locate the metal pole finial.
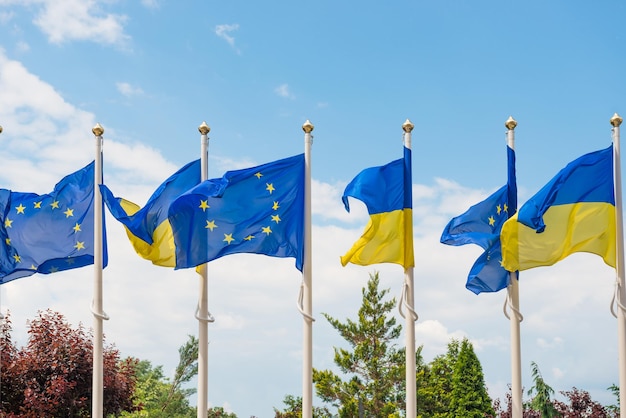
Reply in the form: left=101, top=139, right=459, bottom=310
left=302, top=120, right=314, bottom=133
left=0, top=125, right=3, bottom=134
left=402, top=119, right=414, bottom=133
left=505, top=116, right=517, bottom=130
left=198, top=121, right=211, bottom=135
left=92, top=123, right=104, bottom=137
left=611, top=113, right=623, bottom=128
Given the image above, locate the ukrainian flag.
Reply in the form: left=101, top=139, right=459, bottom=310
left=501, top=145, right=615, bottom=272
left=340, top=146, right=414, bottom=269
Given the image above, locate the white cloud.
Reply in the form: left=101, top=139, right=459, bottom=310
left=3, top=0, right=130, bottom=46
left=274, top=83, right=295, bottom=100
left=116, top=82, right=144, bottom=98
left=215, top=23, right=240, bottom=53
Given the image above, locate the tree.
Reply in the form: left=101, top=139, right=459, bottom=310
left=0, top=309, right=138, bottom=417
left=273, top=395, right=332, bottom=418
left=121, top=335, right=199, bottom=417
left=312, top=272, right=406, bottom=417
left=419, top=339, right=459, bottom=417
left=207, top=406, right=238, bottom=417
left=525, top=361, right=558, bottom=417
left=449, top=338, right=494, bottom=417
left=554, top=387, right=613, bottom=418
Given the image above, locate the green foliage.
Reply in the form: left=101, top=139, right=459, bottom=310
left=207, top=406, right=238, bottom=417
left=525, top=361, right=558, bottom=418
left=312, top=272, right=406, bottom=417
left=273, top=395, right=333, bottom=418
left=120, top=335, right=198, bottom=418
left=449, top=338, right=494, bottom=417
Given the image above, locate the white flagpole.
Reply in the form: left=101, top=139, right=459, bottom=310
left=610, top=113, right=626, bottom=418
left=301, top=120, right=314, bottom=418
left=197, top=121, right=212, bottom=418
left=401, top=119, right=418, bottom=418
left=91, top=123, right=109, bottom=418
left=504, top=116, right=523, bottom=418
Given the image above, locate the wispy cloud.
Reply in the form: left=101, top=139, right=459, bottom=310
left=215, top=23, right=240, bottom=53
left=274, top=83, right=295, bottom=99
left=116, top=82, right=144, bottom=98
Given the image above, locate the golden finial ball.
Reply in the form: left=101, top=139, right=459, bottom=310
left=92, top=123, right=104, bottom=137
left=505, top=116, right=517, bottom=130
left=402, top=119, right=414, bottom=133
left=198, top=121, right=211, bottom=135
left=302, top=120, right=314, bottom=133
left=610, top=113, right=623, bottom=127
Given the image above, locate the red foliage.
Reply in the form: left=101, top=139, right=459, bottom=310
left=0, top=310, right=139, bottom=417
left=554, top=387, right=615, bottom=418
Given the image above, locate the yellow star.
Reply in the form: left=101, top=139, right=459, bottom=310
left=34, top=201, right=42, bottom=209
left=66, top=258, right=75, bottom=265
left=262, top=226, right=272, bottom=235
left=50, top=200, right=60, bottom=209
left=496, top=205, right=502, bottom=215
left=271, top=214, right=281, bottom=223
left=205, top=220, right=217, bottom=231
left=12, top=254, right=20, bottom=263
left=272, top=201, right=280, bottom=210
left=199, top=200, right=210, bottom=211
left=5, top=238, right=10, bottom=245
left=244, top=235, right=254, bottom=241
left=223, top=233, right=234, bottom=244
left=4, top=218, right=13, bottom=228
left=503, top=203, right=508, bottom=213
left=266, top=183, right=275, bottom=194
left=74, top=241, right=85, bottom=250
left=499, top=259, right=505, bottom=267
left=49, top=266, right=59, bottom=273
left=73, top=223, right=81, bottom=233
left=64, top=208, right=74, bottom=218
left=254, top=172, right=263, bottom=179
left=488, top=216, right=495, bottom=226
left=30, top=264, right=37, bottom=270
left=15, top=204, right=26, bottom=214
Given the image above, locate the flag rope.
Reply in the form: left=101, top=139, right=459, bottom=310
left=297, top=281, right=315, bottom=322
left=398, top=281, right=418, bottom=321
left=503, top=288, right=523, bottom=322
left=194, top=305, right=215, bottom=323
left=90, top=302, right=110, bottom=321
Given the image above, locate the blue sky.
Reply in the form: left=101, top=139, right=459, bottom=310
left=0, top=1, right=625, bottom=416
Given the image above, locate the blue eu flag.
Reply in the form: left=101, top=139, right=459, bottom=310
left=440, top=146, right=517, bottom=294
left=168, top=154, right=305, bottom=271
left=0, top=161, right=105, bottom=284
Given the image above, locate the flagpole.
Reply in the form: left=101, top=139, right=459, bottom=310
left=610, top=113, right=626, bottom=418
left=402, top=119, right=417, bottom=418
left=504, top=116, right=522, bottom=418
left=197, top=121, right=211, bottom=418
left=91, top=123, right=107, bottom=418
left=299, top=120, right=315, bottom=418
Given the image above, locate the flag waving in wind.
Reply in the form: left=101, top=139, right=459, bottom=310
left=440, top=145, right=517, bottom=294
left=168, top=154, right=305, bottom=271
left=100, top=160, right=201, bottom=267
left=0, top=161, right=104, bottom=284
left=501, top=144, right=615, bottom=271
left=340, top=146, right=414, bottom=269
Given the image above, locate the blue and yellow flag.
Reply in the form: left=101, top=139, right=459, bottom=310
left=501, top=145, right=615, bottom=271
left=440, top=146, right=517, bottom=294
left=340, top=146, right=414, bottom=269
left=168, top=154, right=305, bottom=271
left=100, top=160, right=201, bottom=267
left=0, top=161, right=104, bottom=284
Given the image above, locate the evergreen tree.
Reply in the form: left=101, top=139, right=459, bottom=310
left=449, top=338, right=494, bottom=418
left=526, top=361, right=558, bottom=417
left=312, top=272, right=406, bottom=417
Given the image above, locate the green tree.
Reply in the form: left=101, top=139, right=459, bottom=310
left=419, top=339, right=460, bottom=417
left=273, top=395, right=333, bottom=418
left=449, top=338, right=494, bottom=417
left=312, top=272, right=406, bottom=417
left=121, top=335, right=198, bottom=417
left=207, top=406, right=238, bottom=417
left=525, top=361, right=558, bottom=417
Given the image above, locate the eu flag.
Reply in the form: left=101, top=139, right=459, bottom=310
left=440, top=145, right=517, bottom=294
left=168, top=154, right=305, bottom=271
left=0, top=161, right=104, bottom=284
